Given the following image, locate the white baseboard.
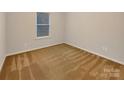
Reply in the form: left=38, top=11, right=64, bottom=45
left=7, top=43, right=63, bottom=56
left=6, top=42, right=124, bottom=66
left=0, top=55, right=6, bottom=72
left=65, top=42, right=124, bottom=65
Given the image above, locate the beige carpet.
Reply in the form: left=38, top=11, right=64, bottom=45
left=0, top=43, right=124, bottom=80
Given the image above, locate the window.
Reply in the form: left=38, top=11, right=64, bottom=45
left=36, top=12, right=50, bottom=38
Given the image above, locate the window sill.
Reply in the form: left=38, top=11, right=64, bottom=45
left=35, top=36, right=50, bottom=40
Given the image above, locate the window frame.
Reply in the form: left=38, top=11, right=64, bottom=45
left=35, top=12, right=51, bottom=39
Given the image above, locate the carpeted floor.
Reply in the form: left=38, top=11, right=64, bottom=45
left=0, top=43, right=124, bottom=80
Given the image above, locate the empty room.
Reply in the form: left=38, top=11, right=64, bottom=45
left=0, top=12, right=124, bottom=80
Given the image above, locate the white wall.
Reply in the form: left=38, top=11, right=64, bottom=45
left=5, top=12, right=124, bottom=64
left=65, top=13, right=124, bottom=63
left=0, top=13, right=6, bottom=70
left=7, top=12, right=65, bottom=55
